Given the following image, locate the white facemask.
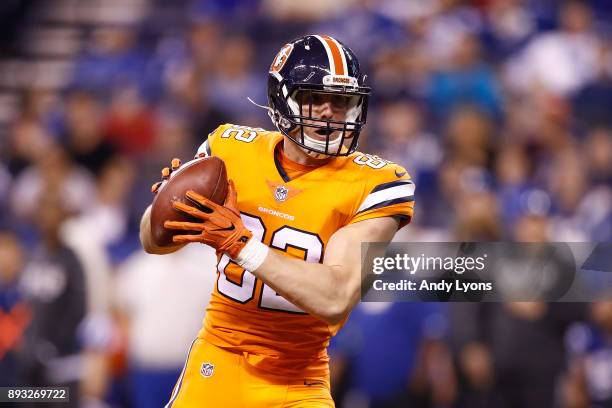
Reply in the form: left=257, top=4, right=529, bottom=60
left=302, top=130, right=342, bottom=154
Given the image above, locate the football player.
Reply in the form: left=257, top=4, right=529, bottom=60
left=140, top=35, right=415, bottom=407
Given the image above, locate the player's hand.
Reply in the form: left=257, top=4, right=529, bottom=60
left=151, top=158, right=182, bottom=194
left=164, top=180, right=253, bottom=258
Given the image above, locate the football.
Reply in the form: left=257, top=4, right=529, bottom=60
left=150, top=156, right=228, bottom=247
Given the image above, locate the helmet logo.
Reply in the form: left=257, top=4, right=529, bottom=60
left=270, top=43, right=294, bottom=73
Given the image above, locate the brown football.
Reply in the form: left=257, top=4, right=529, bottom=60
left=150, top=156, right=228, bottom=247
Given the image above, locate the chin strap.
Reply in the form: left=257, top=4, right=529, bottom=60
left=247, top=97, right=290, bottom=130
left=246, top=96, right=269, bottom=111
left=247, top=96, right=273, bottom=120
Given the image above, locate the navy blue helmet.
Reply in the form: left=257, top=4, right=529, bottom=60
left=267, top=35, right=370, bottom=156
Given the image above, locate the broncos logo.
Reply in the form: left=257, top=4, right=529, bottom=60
left=270, top=43, right=293, bottom=73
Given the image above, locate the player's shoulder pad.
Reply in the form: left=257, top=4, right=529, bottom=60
left=349, top=153, right=415, bottom=214
left=195, top=123, right=266, bottom=159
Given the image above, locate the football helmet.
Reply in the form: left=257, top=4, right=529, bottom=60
left=267, top=35, right=370, bottom=156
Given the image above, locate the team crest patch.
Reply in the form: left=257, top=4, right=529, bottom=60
left=266, top=180, right=303, bottom=203
left=275, top=186, right=289, bottom=202
left=200, top=362, right=214, bottom=378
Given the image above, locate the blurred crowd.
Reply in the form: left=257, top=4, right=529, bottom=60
left=0, top=0, right=611, bottom=407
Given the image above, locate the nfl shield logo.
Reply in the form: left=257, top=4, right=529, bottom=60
left=200, top=362, right=214, bottom=378
left=274, top=186, right=289, bottom=202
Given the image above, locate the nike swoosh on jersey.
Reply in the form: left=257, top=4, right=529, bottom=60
left=395, top=170, right=407, bottom=178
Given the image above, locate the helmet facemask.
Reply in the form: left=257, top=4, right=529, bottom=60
left=275, top=85, right=369, bottom=156
left=267, top=35, right=371, bottom=156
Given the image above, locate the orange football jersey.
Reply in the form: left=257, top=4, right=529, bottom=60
left=193, top=124, right=415, bottom=379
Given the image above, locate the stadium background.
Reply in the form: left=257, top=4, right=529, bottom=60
left=0, top=0, right=611, bottom=407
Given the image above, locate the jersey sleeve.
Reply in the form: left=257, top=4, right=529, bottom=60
left=194, top=123, right=267, bottom=162
left=348, top=163, right=415, bottom=229
left=194, top=123, right=234, bottom=159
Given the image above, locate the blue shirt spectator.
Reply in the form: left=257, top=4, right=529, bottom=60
left=426, top=32, right=502, bottom=120
left=330, top=302, right=446, bottom=407
left=69, top=26, right=150, bottom=99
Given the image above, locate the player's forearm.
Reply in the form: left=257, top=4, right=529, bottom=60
left=251, top=250, right=356, bottom=325
left=140, top=206, right=185, bottom=254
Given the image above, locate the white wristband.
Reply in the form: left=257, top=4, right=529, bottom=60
left=234, top=239, right=269, bottom=272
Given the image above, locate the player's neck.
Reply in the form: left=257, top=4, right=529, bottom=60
left=281, top=137, right=333, bottom=167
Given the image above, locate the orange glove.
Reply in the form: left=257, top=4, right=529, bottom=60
left=151, top=158, right=182, bottom=193
left=164, top=180, right=253, bottom=259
